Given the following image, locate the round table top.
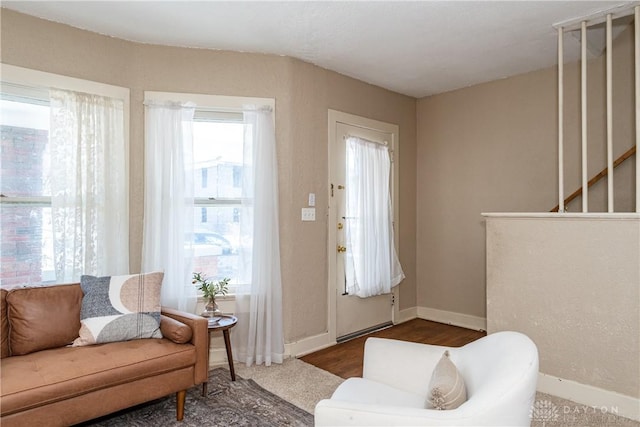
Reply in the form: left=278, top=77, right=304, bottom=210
left=206, top=314, right=238, bottom=329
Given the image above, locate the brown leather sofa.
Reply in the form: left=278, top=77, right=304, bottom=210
left=0, top=283, right=208, bottom=426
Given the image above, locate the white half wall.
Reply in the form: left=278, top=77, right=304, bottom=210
left=485, top=213, right=640, bottom=421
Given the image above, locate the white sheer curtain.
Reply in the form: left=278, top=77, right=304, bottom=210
left=49, top=89, right=129, bottom=282
left=232, top=106, right=284, bottom=367
left=142, top=101, right=197, bottom=311
left=345, top=136, right=404, bottom=298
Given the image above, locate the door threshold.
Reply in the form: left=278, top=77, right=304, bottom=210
left=336, top=321, right=393, bottom=343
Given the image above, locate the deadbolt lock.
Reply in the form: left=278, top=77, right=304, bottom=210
left=337, top=222, right=344, bottom=230
left=337, top=245, right=347, bottom=253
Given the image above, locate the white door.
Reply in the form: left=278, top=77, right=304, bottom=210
left=329, top=111, right=400, bottom=341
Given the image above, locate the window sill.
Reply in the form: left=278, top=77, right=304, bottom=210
left=196, top=294, right=236, bottom=302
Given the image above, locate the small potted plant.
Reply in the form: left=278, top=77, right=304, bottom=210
left=192, top=272, right=230, bottom=318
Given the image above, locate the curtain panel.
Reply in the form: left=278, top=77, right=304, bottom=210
left=142, top=101, right=197, bottom=311
left=232, top=107, right=284, bottom=367
left=49, top=89, right=129, bottom=282
left=344, top=136, right=404, bottom=298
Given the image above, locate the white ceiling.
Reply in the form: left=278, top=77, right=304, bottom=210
left=3, top=1, right=638, bottom=98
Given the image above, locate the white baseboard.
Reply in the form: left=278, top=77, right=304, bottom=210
left=208, top=347, right=230, bottom=367
left=285, top=332, right=335, bottom=358
left=288, top=307, right=419, bottom=356
left=208, top=331, right=335, bottom=367
left=395, top=307, right=417, bottom=324
left=284, top=308, right=417, bottom=358
left=537, top=372, right=640, bottom=422
left=417, top=306, right=487, bottom=331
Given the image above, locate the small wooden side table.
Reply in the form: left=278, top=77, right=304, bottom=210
left=202, top=314, right=238, bottom=396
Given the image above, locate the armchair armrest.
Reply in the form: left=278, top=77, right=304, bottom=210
left=315, top=399, right=473, bottom=426
left=161, top=306, right=209, bottom=385
left=362, top=338, right=448, bottom=396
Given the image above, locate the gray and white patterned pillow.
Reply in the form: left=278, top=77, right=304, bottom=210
left=72, top=272, right=164, bottom=347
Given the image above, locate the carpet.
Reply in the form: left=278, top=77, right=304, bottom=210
left=236, top=358, right=344, bottom=414
left=79, top=368, right=313, bottom=426
left=531, top=392, right=639, bottom=427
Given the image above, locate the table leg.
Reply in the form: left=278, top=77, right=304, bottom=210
left=202, top=329, right=211, bottom=396
left=222, top=329, right=236, bottom=381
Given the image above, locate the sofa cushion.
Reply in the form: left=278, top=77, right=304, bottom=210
left=6, top=284, right=83, bottom=356
left=0, top=338, right=196, bottom=416
left=426, top=350, right=467, bottom=410
left=73, top=272, right=164, bottom=347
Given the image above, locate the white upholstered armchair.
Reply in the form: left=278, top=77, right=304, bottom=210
left=315, top=331, right=538, bottom=426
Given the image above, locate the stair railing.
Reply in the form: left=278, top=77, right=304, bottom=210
left=550, top=145, right=636, bottom=213
left=555, top=5, right=639, bottom=213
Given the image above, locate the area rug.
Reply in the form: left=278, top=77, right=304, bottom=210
left=80, top=368, right=313, bottom=426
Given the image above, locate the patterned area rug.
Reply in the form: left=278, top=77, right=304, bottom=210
left=79, top=368, right=313, bottom=426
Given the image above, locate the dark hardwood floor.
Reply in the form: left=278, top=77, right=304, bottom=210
left=300, top=319, right=486, bottom=379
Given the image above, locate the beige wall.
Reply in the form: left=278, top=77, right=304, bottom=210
left=416, top=24, right=636, bottom=319
left=0, top=9, right=416, bottom=344
left=486, top=215, right=640, bottom=402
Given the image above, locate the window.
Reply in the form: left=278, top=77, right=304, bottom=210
left=191, top=110, right=244, bottom=283
left=0, top=64, right=129, bottom=287
left=0, top=92, right=53, bottom=285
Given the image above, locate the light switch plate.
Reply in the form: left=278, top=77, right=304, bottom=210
left=301, top=208, right=316, bottom=221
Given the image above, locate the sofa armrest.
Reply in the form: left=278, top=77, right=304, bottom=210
left=160, top=315, right=193, bottom=343
left=161, top=307, right=209, bottom=385
left=362, top=338, right=447, bottom=397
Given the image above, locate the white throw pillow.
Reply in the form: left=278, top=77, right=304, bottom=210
left=426, top=350, right=467, bottom=410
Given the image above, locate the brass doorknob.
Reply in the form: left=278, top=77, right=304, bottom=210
left=337, top=245, right=347, bottom=253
